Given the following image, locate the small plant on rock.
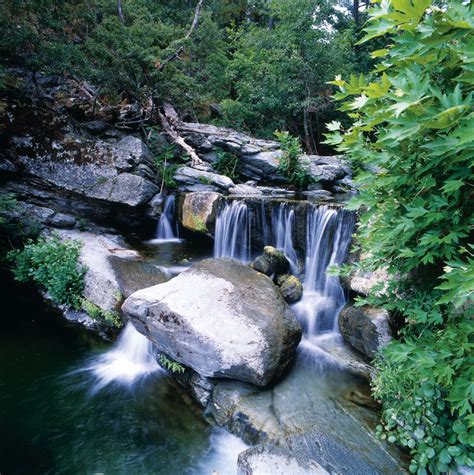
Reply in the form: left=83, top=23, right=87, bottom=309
left=159, top=354, right=185, bottom=374
left=275, top=131, right=311, bottom=188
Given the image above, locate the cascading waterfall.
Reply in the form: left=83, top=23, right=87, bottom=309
left=156, top=195, right=180, bottom=241
left=214, top=200, right=251, bottom=262
left=293, top=206, right=354, bottom=337
left=271, top=203, right=299, bottom=274
left=85, top=322, right=160, bottom=392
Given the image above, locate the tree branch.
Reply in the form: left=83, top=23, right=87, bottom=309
left=117, top=0, right=125, bottom=23
left=157, top=0, right=204, bottom=72
left=158, top=103, right=208, bottom=169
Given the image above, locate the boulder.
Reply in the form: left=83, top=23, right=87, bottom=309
left=252, top=246, right=290, bottom=276
left=239, top=151, right=285, bottom=183
left=122, top=258, right=302, bottom=386
left=173, top=166, right=235, bottom=192
left=339, top=305, right=393, bottom=359
left=279, top=275, right=303, bottom=303
left=180, top=191, right=223, bottom=234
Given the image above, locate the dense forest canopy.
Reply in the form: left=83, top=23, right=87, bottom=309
left=0, top=0, right=373, bottom=152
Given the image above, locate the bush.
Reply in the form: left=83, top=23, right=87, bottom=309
left=213, top=149, right=240, bottom=181
left=275, top=131, right=311, bottom=188
left=8, top=233, right=85, bottom=307
left=325, top=1, right=474, bottom=473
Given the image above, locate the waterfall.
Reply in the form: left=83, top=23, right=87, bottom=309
left=271, top=203, right=299, bottom=274
left=86, top=322, right=160, bottom=392
left=293, top=206, right=354, bottom=336
left=214, top=201, right=251, bottom=262
left=156, top=195, right=180, bottom=242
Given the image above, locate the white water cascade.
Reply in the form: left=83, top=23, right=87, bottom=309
left=156, top=195, right=181, bottom=242
left=293, top=206, right=354, bottom=337
left=214, top=200, right=251, bottom=262
left=271, top=203, right=299, bottom=274
left=86, top=322, right=161, bottom=392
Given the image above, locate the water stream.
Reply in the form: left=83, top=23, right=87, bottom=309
left=0, top=197, right=380, bottom=474
left=155, top=195, right=181, bottom=242
left=213, top=200, right=251, bottom=262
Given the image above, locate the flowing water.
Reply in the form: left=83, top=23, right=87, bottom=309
left=271, top=203, right=299, bottom=274
left=293, top=205, right=355, bottom=337
left=214, top=200, right=251, bottom=262
left=154, top=195, right=181, bottom=242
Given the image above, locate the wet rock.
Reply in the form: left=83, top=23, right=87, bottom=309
left=173, top=166, right=234, bottom=192
left=180, top=191, right=223, bottom=235
left=122, top=258, right=301, bottom=387
left=238, top=444, right=329, bottom=475
left=252, top=246, right=290, bottom=276
left=279, top=275, right=303, bottom=303
left=339, top=305, right=393, bottom=359
left=209, top=349, right=404, bottom=474
left=109, top=256, right=170, bottom=298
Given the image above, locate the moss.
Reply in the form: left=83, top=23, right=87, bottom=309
left=190, top=213, right=207, bottom=233
left=81, top=298, right=123, bottom=328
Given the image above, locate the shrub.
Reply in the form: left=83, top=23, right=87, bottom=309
left=325, top=1, right=474, bottom=473
left=8, top=233, right=85, bottom=307
left=213, top=149, right=240, bottom=181
left=274, top=131, right=311, bottom=188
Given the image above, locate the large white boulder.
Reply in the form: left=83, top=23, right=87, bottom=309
left=122, top=258, right=302, bottom=386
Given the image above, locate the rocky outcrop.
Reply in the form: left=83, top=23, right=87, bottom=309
left=122, top=258, right=302, bottom=386
left=179, top=191, right=223, bottom=235
left=1, top=71, right=161, bottom=232
left=175, top=121, right=353, bottom=191
left=208, top=350, right=404, bottom=474
left=339, top=305, right=393, bottom=359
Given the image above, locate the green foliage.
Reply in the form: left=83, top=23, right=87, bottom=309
left=8, top=233, right=85, bottom=307
left=326, top=1, right=474, bottom=473
left=147, top=129, right=185, bottom=190
left=158, top=354, right=185, bottom=374
left=81, top=298, right=123, bottom=329
left=212, top=149, right=240, bottom=181
left=275, top=131, right=311, bottom=188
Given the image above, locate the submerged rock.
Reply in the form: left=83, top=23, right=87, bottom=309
left=339, top=304, right=393, bottom=359
left=252, top=246, right=290, bottom=276
left=122, top=258, right=302, bottom=387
